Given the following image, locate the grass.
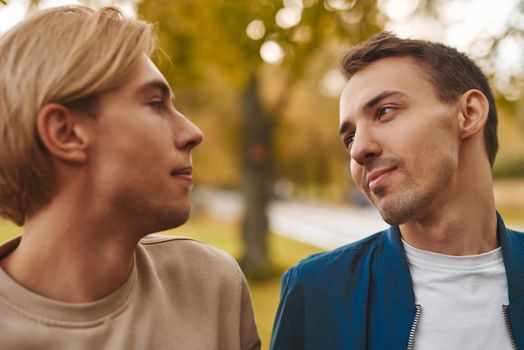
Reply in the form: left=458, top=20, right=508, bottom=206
left=0, top=214, right=323, bottom=349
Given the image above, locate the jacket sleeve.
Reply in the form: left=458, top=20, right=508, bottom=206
left=270, top=267, right=305, bottom=350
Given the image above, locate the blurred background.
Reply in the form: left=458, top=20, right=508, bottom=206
left=1, top=0, right=523, bottom=347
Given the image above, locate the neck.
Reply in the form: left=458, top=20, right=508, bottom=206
left=400, top=160, right=498, bottom=256
left=0, top=187, right=141, bottom=303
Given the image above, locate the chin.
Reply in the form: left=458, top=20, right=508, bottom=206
left=379, top=209, right=408, bottom=226
left=375, top=195, right=415, bottom=226
left=147, top=204, right=193, bottom=233
left=170, top=204, right=193, bottom=227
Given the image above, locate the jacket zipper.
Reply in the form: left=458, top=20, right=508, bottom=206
left=406, top=304, right=422, bottom=350
left=502, top=305, right=518, bottom=350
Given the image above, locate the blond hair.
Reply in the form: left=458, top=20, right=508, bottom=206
left=0, top=5, right=156, bottom=225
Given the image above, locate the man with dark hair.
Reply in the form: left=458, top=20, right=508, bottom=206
left=0, top=6, right=260, bottom=349
left=270, top=32, right=524, bottom=349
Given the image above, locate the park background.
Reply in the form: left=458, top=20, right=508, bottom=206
left=1, top=0, right=524, bottom=347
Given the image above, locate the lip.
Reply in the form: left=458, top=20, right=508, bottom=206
left=366, top=166, right=396, bottom=190
left=171, top=166, right=193, bottom=183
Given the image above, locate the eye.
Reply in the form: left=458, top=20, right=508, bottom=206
left=377, top=106, right=395, bottom=118
left=149, top=99, right=165, bottom=111
left=344, top=133, right=355, bottom=148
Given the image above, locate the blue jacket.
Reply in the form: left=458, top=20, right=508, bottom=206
left=270, top=214, right=524, bottom=349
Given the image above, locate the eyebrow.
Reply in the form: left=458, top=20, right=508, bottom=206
left=339, top=90, right=407, bottom=135
left=135, top=79, right=172, bottom=99
left=339, top=121, right=352, bottom=136
left=363, top=90, right=406, bottom=112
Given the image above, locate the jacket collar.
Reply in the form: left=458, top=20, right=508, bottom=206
left=498, top=212, right=524, bottom=304
left=380, top=225, right=416, bottom=302
left=377, top=213, right=524, bottom=349
left=379, top=213, right=524, bottom=304
left=375, top=226, right=417, bottom=349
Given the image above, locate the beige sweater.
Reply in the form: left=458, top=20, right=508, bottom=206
left=0, top=235, right=261, bottom=349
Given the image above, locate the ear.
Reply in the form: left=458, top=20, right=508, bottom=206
left=36, top=103, right=90, bottom=163
left=457, top=89, right=489, bottom=140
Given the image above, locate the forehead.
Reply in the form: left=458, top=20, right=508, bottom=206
left=127, top=55, right=169, bottom=91
left=339, top=56, right=436, bottom=122
left=98, top=55, right=171, bottom=104
left=91, top=55, right=171, bottom=117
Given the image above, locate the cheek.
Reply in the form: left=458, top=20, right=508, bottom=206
left=408, top=127, right=459, bottom=178
left=350, top=161, right=364, bottom=187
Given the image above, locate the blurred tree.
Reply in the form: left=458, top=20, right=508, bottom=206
left=3, top=0, right=522, bottom=274
left=1, top=0, right=522, bottom=273
left=138, top=0, right=524, bottom=277
left=138, top=0, right=381, bottom=277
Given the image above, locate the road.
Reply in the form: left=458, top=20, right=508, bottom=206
left=194, top=187, right=524, bottom=249
left=194, top=188, right=388, bottom=250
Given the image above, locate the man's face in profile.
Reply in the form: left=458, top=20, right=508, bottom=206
left=339, top=56, right=461, bottom=225
left=86, top=56, right=203, bottom=232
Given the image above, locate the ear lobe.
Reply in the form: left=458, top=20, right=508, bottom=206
left=36, top=103, right=90, bottom=163
left=457, top=89, right=489, bottom=140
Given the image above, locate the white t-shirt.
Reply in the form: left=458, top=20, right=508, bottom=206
left=402, top=239, right=513, bottom=349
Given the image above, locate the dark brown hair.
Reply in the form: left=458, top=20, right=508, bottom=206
left=341, top=32, right=498, bottom=167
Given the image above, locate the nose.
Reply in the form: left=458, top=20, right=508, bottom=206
left=350, top=126, right=381, bottom=166
left=173, top=111, right=204, bottom=150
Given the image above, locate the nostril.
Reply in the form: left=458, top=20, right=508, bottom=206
left=187, top=139, right=200, bottom=149
left=186, top=132, right=203, bottom=150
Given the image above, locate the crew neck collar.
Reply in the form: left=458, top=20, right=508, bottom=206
left=0, top=236, right=136, bottom=326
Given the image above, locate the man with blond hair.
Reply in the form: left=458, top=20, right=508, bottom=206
left=0, top=5, right=260, bottom=349
left=271, top=32, right=524, bottom=349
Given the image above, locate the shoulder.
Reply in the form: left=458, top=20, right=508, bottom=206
left=503, top=226, right=524, bottom=251
left=499, top=213, right=524, bottom=249
left=272, top=229, right=390, bottom=346
left=139, top=234, right=236, bottom=262
left=285, top=230, right=387, bottom=287
left=507, top=227, right=524, bottom=237
left=137, top=234, right=242, bottom=282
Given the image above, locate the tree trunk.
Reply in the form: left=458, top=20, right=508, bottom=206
left=240, top=75, right=273, bottom=278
